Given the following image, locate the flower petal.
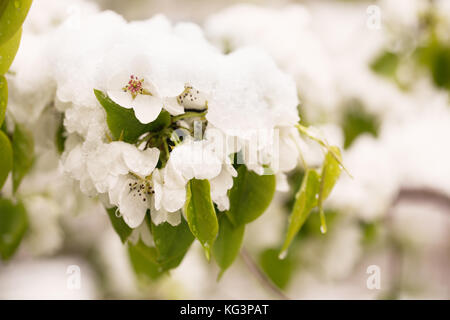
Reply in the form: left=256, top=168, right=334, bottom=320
left=121, top=144, right=160, bottom=176
left=166, top=211, right=181, bottom=226
left=276, top=173, right=289, bottom=192
left=107, top=71, right=134, bottom=109
left=119, top=178, right=149, bottom=228
left=163, top=97, right=184, bottom=116
left=132, top=95, right=163, bottom=124
left=107, top=90, right=133, bottom=109
left=150, top=208, right=166, bottom=226
left=162, top=187, right=186, bottom=212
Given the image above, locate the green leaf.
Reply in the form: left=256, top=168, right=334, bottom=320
left=416, top=39, right=450, bottom=90
left=128, top=240, right=164, bottom=281
left=213, top=213, right=245, bottom=279
left=429, top=45, right=450, bottom=90
left=12, top=122, right=34, bottom=192
left=280, top=169, right=320, bottom=257
left=93, top=89, right=171, bottom=143
left=0, top=130, right=12, bottom=189
left=342, top=101, right=379, bottom=149
left=361, top=221, right=379, bottom=246
left=0, top=75, right=7, bottom=125
left=0, top=0, right=32, bottom=45
left=298, top=209, right=338, bottom=238
left=106, top=207, right=132, bottom=243
left=320, top=146, right=342, bottom=201
left=226, top=165, right=276, bottom=226
left=0, top=198, right=28, bottom=260
left=0, top=27, right=21, bottom=75
left=185, top=179, right=218, bottom=259
left=151, top=218, right=194, bottom=271
left=370, top=51, right=399, bottom=79
left=259, top=248, right=294, bottom=289
left=315, top=146, right=342, bottom=234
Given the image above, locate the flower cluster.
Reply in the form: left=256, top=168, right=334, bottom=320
left=27, top=12, right=303, bottom=229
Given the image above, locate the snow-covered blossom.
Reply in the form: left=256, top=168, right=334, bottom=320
left=8, top=9, right=303, bottom=230
left=106, top=55, right=185, bottom=123
left=164, top=136, right=237, bottom=211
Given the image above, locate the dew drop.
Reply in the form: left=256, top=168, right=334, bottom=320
left=320, top=225, right=327, bottom=234
left=278, top=251, right=287, bottom=260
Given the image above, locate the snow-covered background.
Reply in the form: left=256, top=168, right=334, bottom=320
left=0, top=0, right=449, bottom=299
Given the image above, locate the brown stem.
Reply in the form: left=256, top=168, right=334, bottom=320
left=240, top=247, right=290, bottom=300
left=391, top=187, right=450, bottom=211
left=385, top=187, right=450, bottom=298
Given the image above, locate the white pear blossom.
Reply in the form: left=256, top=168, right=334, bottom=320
left=210, top=164, right=237, bottom=211
left=23, top=11, right=303, bottom=230
left=107, top=69, right=184, bottom=123
left=152, top=169, right=186, bottom=214
left=63, top=141, right=160, bottom=227
left=108, top=175, right=153, bottom=228
left=176, top=84, right=209, bottom=111
left=165, top=137, right=236, bottom=211
left=166, top=138, right=223, bottom=182
left=65, top=141, right=160, bottom=194
left=150, top=206, right=182, bottom=227
left=108, top=169, right=185, bottom=228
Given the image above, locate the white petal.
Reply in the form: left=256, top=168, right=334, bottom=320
left=121, top=202, right=147, bottom=228
left=64, top=145, right=85, bottom=179
left=278, top=133, right=299, bottom=172
left=226, top=163, right=238, bottom=177
left=166, top=211, right=181, bottom=226
left=162, top=187, right=186, bottom=212
left=276, top=173, right=289, bottom=192
left=107, top=90, right=134, bottom=109
left=150, top=208, right=166, bottom=226
left=153, top=181, right=163, bottom=211
left=121, top=144, right=160, bottom=176
left=214, top=194, right=230, bottom=212
left=165, top=156, right=190, bottom=187
left=108, top=175, right=128, bottom=206
left=210, top=166, right=234, bottom=199
left=163, top=97, right=184, bottom=116
left=192, top=151, right=222, bottom=180
left=107, top=71, right=134, bottom=108
left=119, top=179, right=149, bottom=228
left=132, top=95, right=163, bottom=124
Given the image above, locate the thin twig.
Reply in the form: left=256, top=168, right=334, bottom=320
left=240, top=247, right=290, bottom=300
left=391, top=187, right=450, bottom=211
left=385, top=187, right=450, bottom=298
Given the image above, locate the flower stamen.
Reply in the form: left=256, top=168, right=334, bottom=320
left=128, top=179, right=155, bottom=203
left=122, top=75, right=152, bottom=99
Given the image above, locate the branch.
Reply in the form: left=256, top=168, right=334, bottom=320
left=240, top=247, right=290, bottom=300
left=384, top=186, right=450, bottom=298
left=391, top=187, right=450, bottom=212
